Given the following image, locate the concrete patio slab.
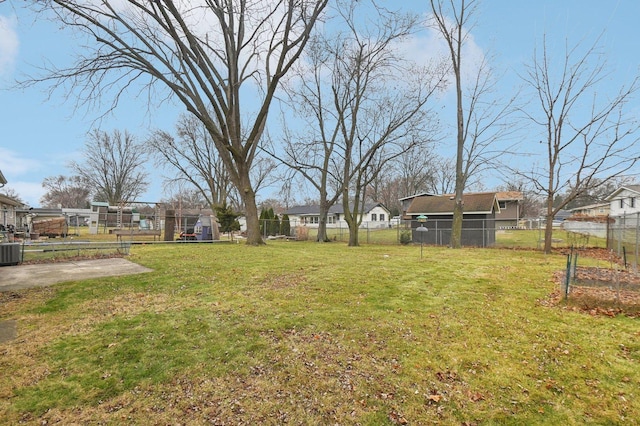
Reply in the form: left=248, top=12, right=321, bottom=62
left=0, top=258, right=153, bottom=292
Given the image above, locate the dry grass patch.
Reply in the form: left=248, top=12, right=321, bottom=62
left=259, top=272, right=307, bottom=290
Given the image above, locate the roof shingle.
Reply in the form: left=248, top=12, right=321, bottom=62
left=406, top=193, right=499, bottom=215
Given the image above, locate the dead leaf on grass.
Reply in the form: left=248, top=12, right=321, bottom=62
left=436, top=370, right=459, bottom=383
left=389, top=410, right=408, bottom=425
left=468, top=391, right=484, bottom=402
left=260, top=272, right=307, bottom=289
left=427, top=393, right=442, bottom=403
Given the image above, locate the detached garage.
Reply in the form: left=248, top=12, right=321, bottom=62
left=406, top=192, right=500, bottom=247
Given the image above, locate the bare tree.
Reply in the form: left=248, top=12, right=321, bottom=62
left=266, top=32, right=346, bottom=243
left=148, top=114, right=235, bottom=215
left=429, top=0, right=516, bottom=248
left=564, top=176, right=636, bottom=209
left=40, top=175, right=90, bottom=208
left=161, top=186, right=208, bottom=211
left=367, top=149, right=440, bottom=216
left=517, top=37, right=640, bottom=253
left=24, top=0, right=328, bottom=245
left=0, top=188, right=24, bottom=205
left=496, top=178, right=540, bottom=221
left=149, top=113, right=279, bottom=216
left=428, top=156, right=457, bottom=195
left=271, top=1, right=444, bottom=245
left=71, top=129, right=148, bottom=205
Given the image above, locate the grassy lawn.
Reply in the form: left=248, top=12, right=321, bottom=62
left=495, top=229, right=608, bottom=250
left=1, top=242, right=638, bottom=424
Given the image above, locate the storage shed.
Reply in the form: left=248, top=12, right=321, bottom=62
left=194, top=215, right=215, bottom=241
left=406, top=192, right=500, bottom=247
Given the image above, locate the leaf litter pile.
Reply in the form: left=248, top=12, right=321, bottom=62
left=546, top=247, right=640, bottom=317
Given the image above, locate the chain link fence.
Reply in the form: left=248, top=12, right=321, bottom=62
left=259, top=214, right=640, bottom=258
left=259, top=217, right=607, bottom=248
left=607, top=212, right=640, bottom=269
left=258, top=218, right=399, bottom=244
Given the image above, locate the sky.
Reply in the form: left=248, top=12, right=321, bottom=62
left=0, top=0, right=638, bottom=207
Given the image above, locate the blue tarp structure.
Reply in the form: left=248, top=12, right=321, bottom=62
left=194, top=215, right=214, bottom=241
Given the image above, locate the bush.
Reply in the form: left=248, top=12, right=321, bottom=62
left=400, top=230, right=412, bottom=245
left=296, top=226, right=309, bottom=241
left=281, top=214, right=291, bottom=236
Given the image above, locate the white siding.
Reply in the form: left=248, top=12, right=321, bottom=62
left=609, top=189, right=640, bottom=217
left=287, top=206, right=391, bottom=229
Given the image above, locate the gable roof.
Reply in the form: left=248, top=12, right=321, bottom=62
left=398, top=192, right=435, bottom=201
left=605, top=185, right=640, bottom=201
left=196, top=215, right=213, bottom=226
left=406, top=193, right=500, bottom=216
left=495, top=191, right=523, bottom=201
left=0, top=194, right=21, bottom=207
left=286, top=202, right=388, bottom=216
left=568, top=202, right=610, bottom=212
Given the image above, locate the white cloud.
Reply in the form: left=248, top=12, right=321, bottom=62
left=414, top=17, right=487, bottom=82
left=2, top=182, right=45, bottom=207
left=0, top=148, right=41, bottom=176
left=0, top=14, right=19, bottom=77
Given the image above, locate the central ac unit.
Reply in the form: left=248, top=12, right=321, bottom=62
left=0, top=243, right=20, bottom=266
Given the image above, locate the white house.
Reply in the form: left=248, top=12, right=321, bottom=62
left=568, top=202, right=610, bottom=217
left=1, top=168, right=22, bottom=230
left=285, top=203, right=391, bottom=229
left=1, top=194, right=21, bottom=229
left=606, top=185, right=640, bottom=217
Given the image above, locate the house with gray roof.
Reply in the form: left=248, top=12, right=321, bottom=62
left=285, top=202, right=391, bottom=229
left=405, top=192, right=500, bottom=247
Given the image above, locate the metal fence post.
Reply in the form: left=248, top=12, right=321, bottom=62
left=633, top=212, right=640, bottom=270
left=482, top=219, right=486, bottom=248
left=619, top=214, right=624, bottom=256
left=564, top=253, right=571, bottom=300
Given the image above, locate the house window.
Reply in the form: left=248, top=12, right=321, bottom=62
left=379, top=213, right=385, bottom=222
left=303, top=216, right=319, bottom=225
left=371, top=213, right=377, bottom=221
left=327, top=216, right=335, bottom=224
left=499, top=201, right=507, bottom=209
left=621, top=199, right=624, bottom=209
left=632, top=198, right=636, bottom=208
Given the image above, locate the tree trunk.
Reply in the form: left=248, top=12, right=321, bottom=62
left=212, top=218, right=221, bottom=240
left=451, top=199, right=463, bottom=248
left=543, top=193, right=554, bottom=254
left=207, top=205, right=221, bottom=241
left=243, top=190, right=263, bottom=245
left=317, top=216, right=329, bottom=242
left=342, top=187, right=360, bottom=247
left=237, top=167, right=264, bottom=245
left=317, top=199, right=330, bottom=242
left=345, top=199, right=360, bottom=247
left=348, top=225, right=359, bottom=246
left=450, top=120, right=465, bottom=249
